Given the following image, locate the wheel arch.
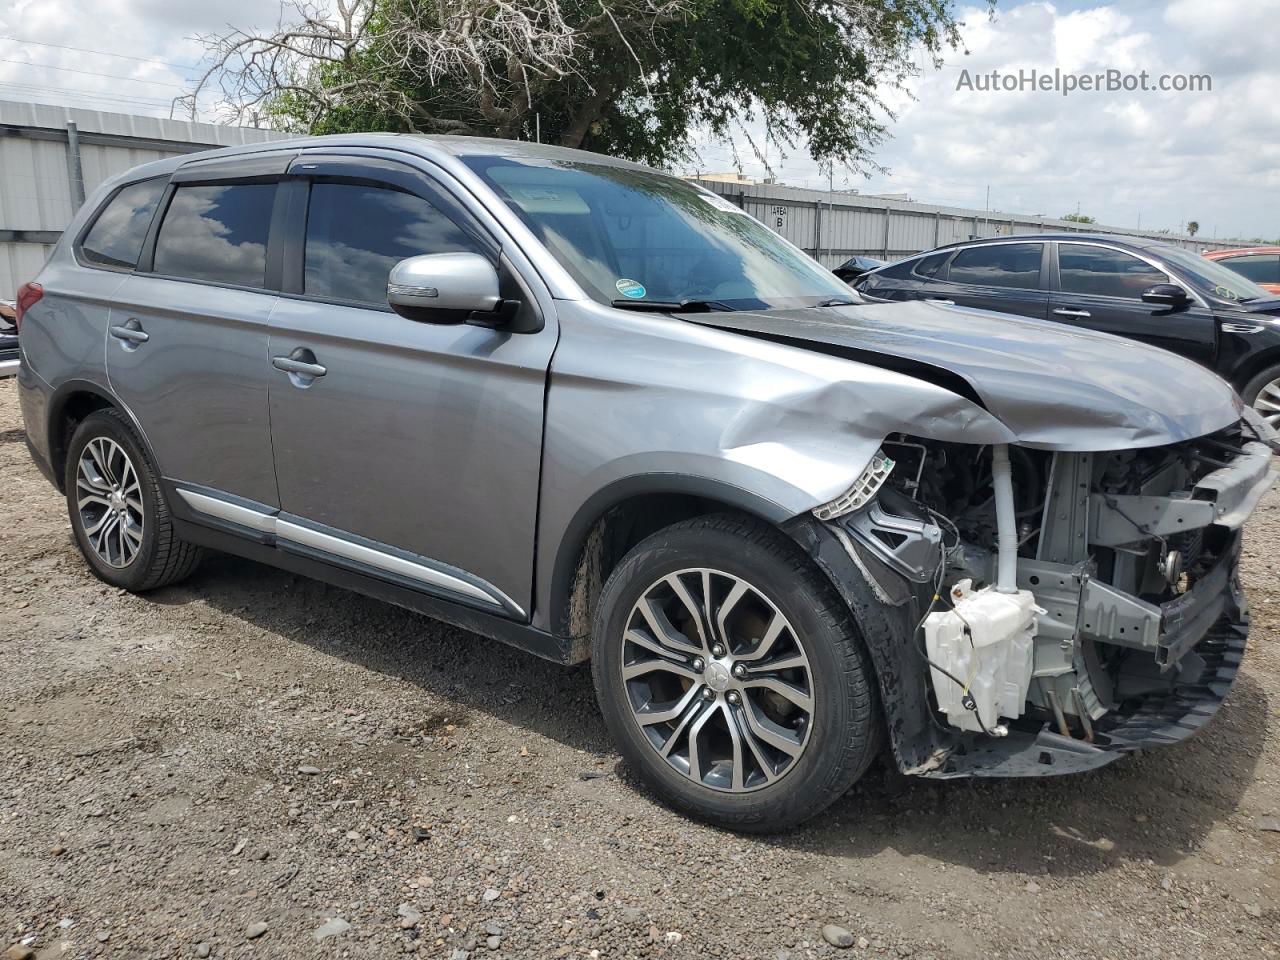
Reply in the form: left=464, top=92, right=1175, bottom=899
left=1227, top=346, right=1280, bottom=397
left=546, top=474, right=795, bottom=659
left=47, top=380, right=154, bottom=491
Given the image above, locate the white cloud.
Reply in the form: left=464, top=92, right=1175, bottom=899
left=689, top=0, right=1280, bottom=241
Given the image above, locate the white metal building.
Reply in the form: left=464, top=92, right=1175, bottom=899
left=0, top=99, right=289, bottom=300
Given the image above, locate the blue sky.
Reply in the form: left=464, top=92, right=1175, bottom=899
left=2, top=0, right=1277, bottom=240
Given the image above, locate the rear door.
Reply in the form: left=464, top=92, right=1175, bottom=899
left=933, top=242, right=1049, bottom=319
left=265, top=154, right=557, bottom=619
left=1049, top=241, right=1217, bottom=367
left=105, top=156, right=291, bottom=506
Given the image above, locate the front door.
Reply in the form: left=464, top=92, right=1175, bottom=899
left=266, top=159, right=556, bottom=618
left=1050, top=242, right=1217, bottom=368
left=106, top=177, right=282, bottom=506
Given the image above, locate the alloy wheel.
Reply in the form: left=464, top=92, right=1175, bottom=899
left=76, top=437, right=144, bottom=568
left=621, top=568, right=814, bottom=792
left=1254, top=378, right=1280, bottom=429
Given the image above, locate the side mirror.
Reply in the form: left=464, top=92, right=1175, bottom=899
left=1141, top=283, right=1189, bottom=307
left=387, top=252, right=503, bottom=323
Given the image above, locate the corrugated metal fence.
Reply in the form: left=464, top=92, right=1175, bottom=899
left=691, top=178, right=1243, bottom=268
left=0, top=100, right=288, bottom=301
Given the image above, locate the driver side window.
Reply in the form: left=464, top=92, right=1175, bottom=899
left=303, top=182, right=485, bottom=306
left=1058, top=244, right=1168, bottom=299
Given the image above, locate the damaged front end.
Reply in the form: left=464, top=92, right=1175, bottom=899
left=793, top=413, right=1276, bottom=778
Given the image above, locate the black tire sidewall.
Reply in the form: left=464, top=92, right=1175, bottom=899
left=65, top=412, right=164, bottom=591
left=592, top=519, right=875, bottom=830
left=1240, top=364, right=1280, bottom=409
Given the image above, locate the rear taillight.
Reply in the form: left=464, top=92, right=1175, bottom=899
left=14, top=281, right=43, bottom=332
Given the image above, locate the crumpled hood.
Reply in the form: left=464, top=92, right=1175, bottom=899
left=685, top=299, right=1243, bottom=450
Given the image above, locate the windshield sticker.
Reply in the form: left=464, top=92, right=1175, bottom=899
left=500, top=183, right=591, bottom=215
left=616, top=278, right=647, bottom=299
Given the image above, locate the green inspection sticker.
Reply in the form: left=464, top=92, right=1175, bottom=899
left=616, top=278, right=647, bottom=299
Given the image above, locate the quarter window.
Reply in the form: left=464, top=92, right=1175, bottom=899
left=303, top=182, right=484, bottom=306
left=1058, top=244, right=1168, bottom=299
left=80, top=177, right=167, bottom=269
left=914, top=251, right=949, bottom=279
left=947, top=243, right=1043, bottom=289
left=152, top=183, right=276, bottom=288
left=1219, top=254, right=1280, bottom=285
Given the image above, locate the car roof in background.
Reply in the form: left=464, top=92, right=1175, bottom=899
left=1204, top=246, right=1280, bottom=258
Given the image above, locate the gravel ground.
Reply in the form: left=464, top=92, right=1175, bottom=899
left=1, top=377, right=1278, bottom=960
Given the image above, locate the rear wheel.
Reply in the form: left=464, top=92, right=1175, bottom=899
left=65, top=409, right=202, bottom=591
left=1241, top=363, right=1280, bottom=429
left=591, top=514, right=882, bottom=832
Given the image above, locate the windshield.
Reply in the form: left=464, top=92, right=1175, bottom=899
left=1158, top=245, right=1272, bottom=303
left=462, top=156, right=853, bottom=310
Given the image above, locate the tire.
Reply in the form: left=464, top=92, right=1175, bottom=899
left=591, top=513, right=883, bottom=832
left=1239, top=363, right=1280, bottom=430
left=64, top=409, right=202, bottom=591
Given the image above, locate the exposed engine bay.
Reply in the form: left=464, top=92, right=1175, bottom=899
left=818, top=414, right=1276, bottom=774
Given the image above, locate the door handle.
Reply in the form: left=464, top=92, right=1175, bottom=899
left=927, top=298, right=955, bottom=305
left=272, top=350, right=327, bottom=380
left=109, top=320, right=149, bottom=344
left=1053, top=308, right=1091, bottom=318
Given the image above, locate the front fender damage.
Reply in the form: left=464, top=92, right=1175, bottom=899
left=784, top=514, right=953, bottom=775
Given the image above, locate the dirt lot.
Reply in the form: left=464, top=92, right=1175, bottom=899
left=1, top=378, right=1278, bottom=960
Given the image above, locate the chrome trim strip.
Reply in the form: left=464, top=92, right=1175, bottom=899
left=274, top=519, right=499, bottom=607
left=0, top=358, right=18, bottom=378
left=176, top=486, right=521, bottom=615
left=176, top=488, right=277, bottom=533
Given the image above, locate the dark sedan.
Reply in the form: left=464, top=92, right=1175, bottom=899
left=832, top=254, right=884, bottom=284
left=855, top=233, right=1280, bottom=426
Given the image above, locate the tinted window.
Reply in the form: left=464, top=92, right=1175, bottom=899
left=80, top=178, right=166, bottom=269
left=153, top=183, right=276, bottom=287
left=1059, top=244, right=1168, bottom=298
left=948, top=243, right=1042, bottom=288
left=1219, top=254, right=1280, bottom=285
left=304, top=183, right=483, bottom=305
left=914, top=252, right=949, bottom=278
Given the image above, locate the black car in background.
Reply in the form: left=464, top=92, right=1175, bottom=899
left=832, top=254, right=884, bottom=284
left=855, top=234, right=1280, bottom=425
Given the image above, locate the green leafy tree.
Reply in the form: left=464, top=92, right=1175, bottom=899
left=181, top=0, right=985, bottom=171
left=1061, top=213, right=1096, bottom=224
left=1186, top=220, right=1199, bottom=236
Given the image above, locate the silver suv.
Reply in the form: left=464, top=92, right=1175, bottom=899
left=14, top=136, right=1277, bottom=830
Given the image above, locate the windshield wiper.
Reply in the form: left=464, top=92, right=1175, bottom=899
left=610, top=298, right=737, bottom=313
left=814, top=297, right=860, bottom=308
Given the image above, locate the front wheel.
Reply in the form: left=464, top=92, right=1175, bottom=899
left=591, top=514, right=882, bottom=832
left=1240, top=364, right=1280, bottom=430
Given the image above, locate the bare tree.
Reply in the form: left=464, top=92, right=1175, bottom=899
left=176, top=0, right=691, bottom=138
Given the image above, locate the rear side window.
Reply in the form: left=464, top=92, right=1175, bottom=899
left=152, top=183, right=276, bottom=288
left=1219, top=254, right=1280, bottom=285
left=914, top=251, right=949, bottom=278
left=79, top=178, right=166, bottom=269
left=1058, top=244, right=1168, bottom=299
left=948, top=243, right=1043, bottom=289
left=303, top=182, right=485, bottom=305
